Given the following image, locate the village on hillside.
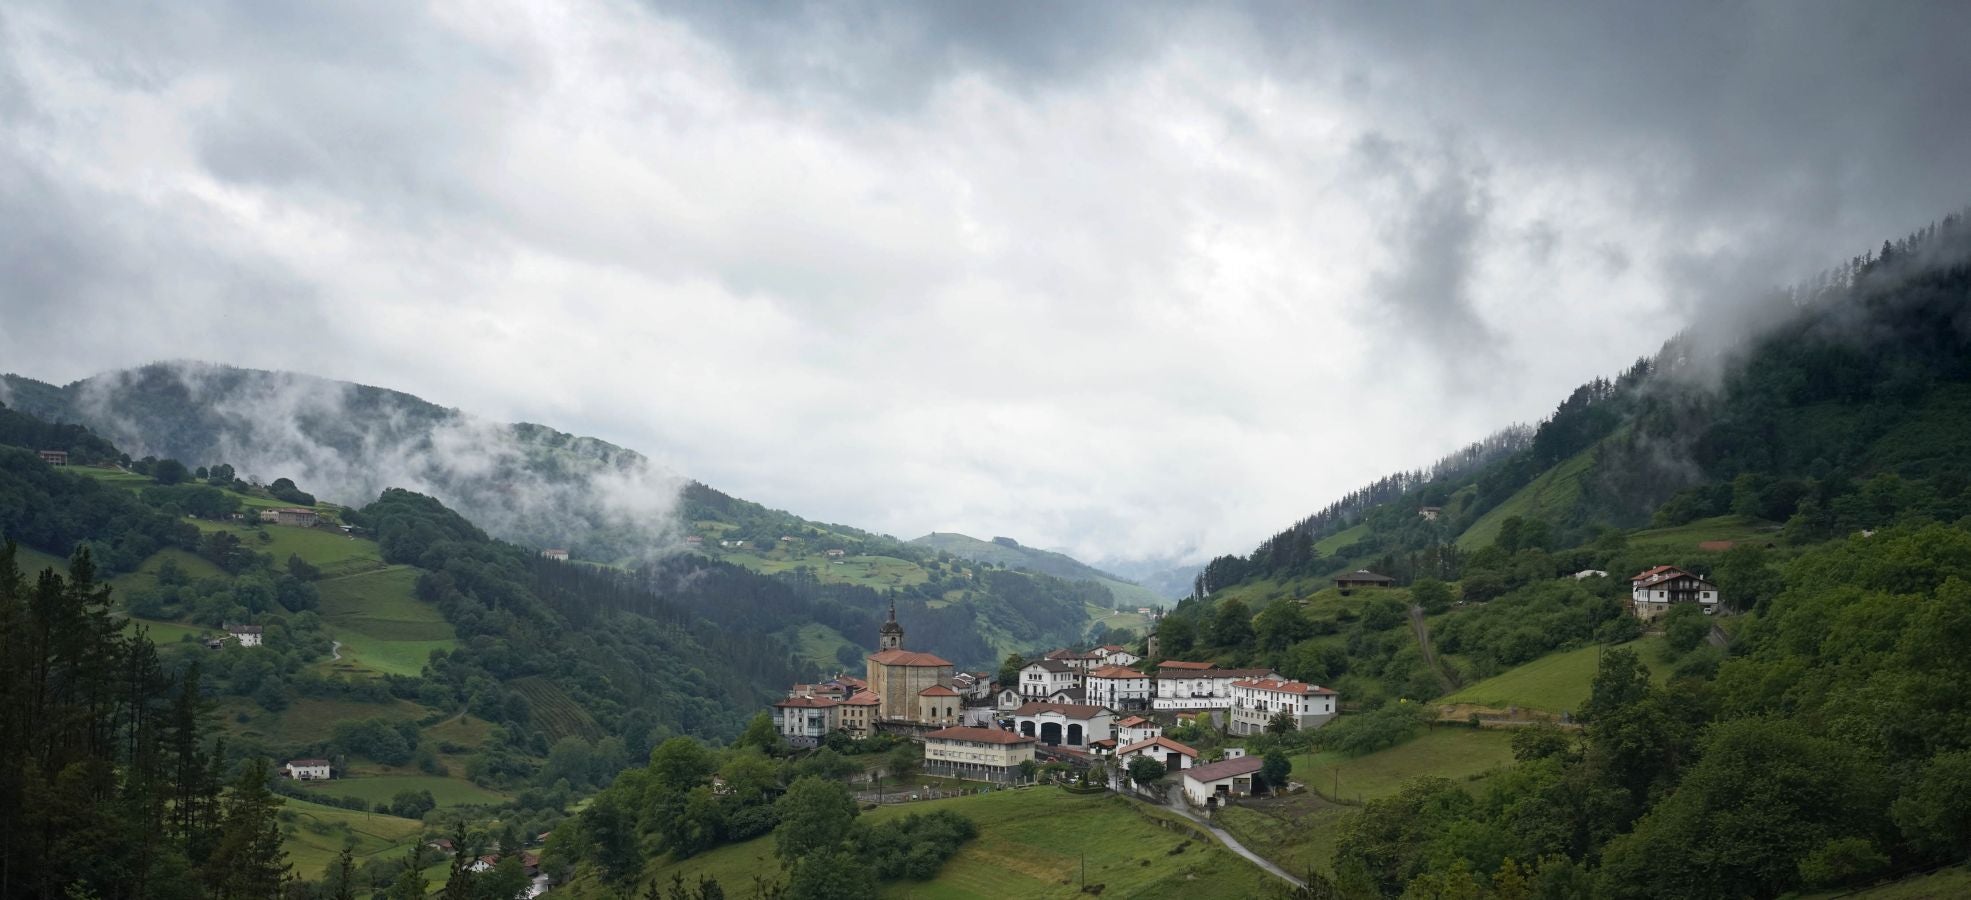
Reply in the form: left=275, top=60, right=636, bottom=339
left=764, top=566, right=1720, bottom=814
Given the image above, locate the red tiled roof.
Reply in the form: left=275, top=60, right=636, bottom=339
left=1232, top=678, right=1337, bottom=696
left=1089, top=738, right=1118, bottom=749
left=775, top=696, right=839, bottom=708
left=1117, top=736, right=1200, bottom=758
left=1630, top=565, right=1683, bottom=582
left=1184, top=754, right=1264, bottom=783
left=842, top=691, right=880, bottom=706
left=1116, top=716, right=1151, bottom=728
left=1157, top=660, right=1215, bottom=670
left=1098, top=644, right=1129, bottom=653
left=924, top=726, right=1036, bottom=745
left=1011, top=702, right=1110, bottom=719
left=867, top=649, right=954, bottom=667
left=918, top=685, right=958, bottom=696
left=1087, top=665, right=1147, bottom=679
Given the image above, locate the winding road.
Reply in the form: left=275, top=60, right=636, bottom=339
left=330, top=640, right=342, bottom=661
left=1120, top=784, right=1307, bottom=890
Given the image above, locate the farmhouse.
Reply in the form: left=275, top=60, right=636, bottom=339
left=922, top=726, right=1037, bottom=784
left=825, top=549, right=846, bottom=558
left=1419, top=506, right=1441, bottom=521
left=540, top=548, right=569, bottom=561
left=256, top=507, right=318, bottom=527
left=1573, top=569, right=1609, bottom=580
left=1083, top=665, right=1151, bottom=710
left=1019, top=659, right=1079, bottom=698
left=1152, top=663, right=1282, bottom=711
left=1182, top=754, right=1265, bottom=807
left=37, top=449, right=67, bottom=465
left=1009, top=702, right=1114, bottom=748
left=225, top=624, right=264, bottom=647
left=1629, top=566, right=1722, bottom=621
left=1334, top=570, right=1395, bottom=592
left=1116, top=736, right=1199, bottom=772
left=1227, top=678, right=1338, bottom=735
left=283, top=759, right=332, bottom=780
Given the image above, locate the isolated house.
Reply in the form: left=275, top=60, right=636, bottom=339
left=1334, top=570, right=1395, bottom=592
left=224, top=624, right=264, bottom=647
left=540, top=548, right=569, bottom=561
left=283, top=759, right=331, bottom=780
left=1419, top=506, right=1441, bottom=521
left=261, top=507, right=318, bottom=527
left=1629, top=566, right=1721, bottom=620
left=37, top=449, right=67, bottom=466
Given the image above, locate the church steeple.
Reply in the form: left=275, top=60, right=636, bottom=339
left=878, top=597, right=904, bottom=651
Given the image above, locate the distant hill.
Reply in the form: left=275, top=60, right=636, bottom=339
left=909, top=531, right=1165, bottom=609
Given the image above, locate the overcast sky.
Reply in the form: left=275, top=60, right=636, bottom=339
left=3, top=1, right=1969, bottom=566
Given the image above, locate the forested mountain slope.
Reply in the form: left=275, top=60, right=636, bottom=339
left=909, top=530, right=1165, bottom=608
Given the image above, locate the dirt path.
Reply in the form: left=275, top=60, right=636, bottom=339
left=329, top=640, right=342, bottom=661
left=1410, top=605, right=1458, bottom=692
left=1707, top=623, right=1732, bottom=649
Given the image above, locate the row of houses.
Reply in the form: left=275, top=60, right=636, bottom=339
left=918, top=720, right=1271, bottom=807
left=1003, top=655, right=1337, bottom=725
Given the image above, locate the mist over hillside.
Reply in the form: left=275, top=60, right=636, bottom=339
left=1, top=362, right=687, bottom=562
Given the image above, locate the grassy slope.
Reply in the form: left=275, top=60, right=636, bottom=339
left=1294, top=727, right=1518, bottom=805
left=634, top=788, right=1277, bottom=900
left=316, top=565, right=457, bottom=678
left=1314, top=523, right=1371, bottom=556
left=301, top=773, right=508, bottom=808
left=1829, top=866, right=1971, bottom=899
left=910, top=532, right=1165, bottom=608
left=1623, top=514, right=1782, bottom=556
left=1456, top=448, right=1598, bottom=550
left=1439, top=636, right=1674, bottom=713
left=279, top=795, right=426, bottom=879
left=1215, top=802, right=1351, bottom=879
left=189, top=520, right=386, bottom=577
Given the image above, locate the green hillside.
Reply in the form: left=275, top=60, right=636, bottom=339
left=909, top=531, right=1166, bottom=608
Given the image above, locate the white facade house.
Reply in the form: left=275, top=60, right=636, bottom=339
left=225, top=624, right=264, bottom=647
left=283, top=759, right=331, bottom=780
left=1152, top=663, right=1282, bottom=711
left=1228, top=679, right=1338, bottom=735
left=774, top=696, right=838, bottom=747
left=1094, top=645, right=1141, bottom=668
left=1009, top=702, right=1114, bottom=748
left=1115, top=715, right=1162, bottom=746
left=1020, top=660, right=1079, bottom=698
left=1083, top=665, right=1152, bottom=710
left=1182, top=755, right=1265, bottom=807
left=1116, top=736, right=1199, bottom=773
left=1629, top=566, right=1722, bottom=621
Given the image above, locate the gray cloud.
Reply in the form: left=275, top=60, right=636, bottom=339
left=1, top=1, right=1967, bottom=566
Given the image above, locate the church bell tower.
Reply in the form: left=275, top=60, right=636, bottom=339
left=878, top=598, right=904, bottom=651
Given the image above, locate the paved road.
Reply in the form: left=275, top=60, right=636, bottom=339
left=1410, top=605, right=1457, bottom=692
left=1133, top=785, right=1306, bottom=889
left=329, top=640, right=342, bottom=661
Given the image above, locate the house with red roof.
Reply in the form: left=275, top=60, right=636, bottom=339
left=922, top=726, right=1038, bottom=784
left=1115, top=715, right=1162, bottom=746
left=1228, top=678, right=1338, bottom=735
left=1629, top=566, right=1721, bottom=621
left=1116, top=735, right=1200, bottom=773
left=1153, top=663, right=1283, bottom=712
left=1084, top=664, right=1151, bottom=710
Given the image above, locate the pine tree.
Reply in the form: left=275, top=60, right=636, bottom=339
left=205, top=758, right=290, bottom=898
left=441, top=819, right=474, bottom=899
left=389, top=842, right=429, bottom=900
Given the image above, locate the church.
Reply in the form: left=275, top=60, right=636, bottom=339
left=865, top=600, right=958, bottom=725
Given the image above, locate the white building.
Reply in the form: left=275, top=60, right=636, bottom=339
left=283, top=759, right=332, bottom=780
left=225, top=624, right=264, bottom=647
left=922, top=726, right=1037, bottom=784
left=1093, top=645, right=1141, bottom=668
left=1115, top=715, right=1161, bottom=746
left=1116, top=736, right=1199, bottom=773
left=773, top=696, right=838, bottom=747
left=1009, top=702, right=1114, bottom=748
left=1228, top=678, right=1338, bottom=735
left=1020, top=659, right=1079, bottom=698
left=1152, top=662, right=1282, bottom=711
left=1083, top=665, right=1151, bottom=710
left=1629, top=566, right=1722, bottom=620
left=1182, top=755, right=1265, bottom=807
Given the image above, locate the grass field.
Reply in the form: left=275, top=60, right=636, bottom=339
left=1315, top=524, right=1371, bottom=556
left=1458, top=447, right=1597, bottom=550
left=316, top=566, right=456, bottom=677
left=301, top=774, right=508, bottom=809
left=1216, top=800, right=1352, bottom=878
left=190, top=520, right=386, bottom=576
left=1623, top=515, right=1782, bottom=556
left=108, top=548, right=228, bottom=596
left=1438, top=636, right=1673, bottom=714
left=10, top=543, right=72, bottom=577
left=231, top=696, right=432, bottom=746
left=1294, top=727, right=1518, bottom=805
left=785, top=622, right=860, bottom=672
left=638, top=788, right=1280, bottom=900
left=124, top=616, right=209, bottom=645
left=278, top=795, right=426, bottom=878
left=1830, top=866, right=1971, bottom=899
